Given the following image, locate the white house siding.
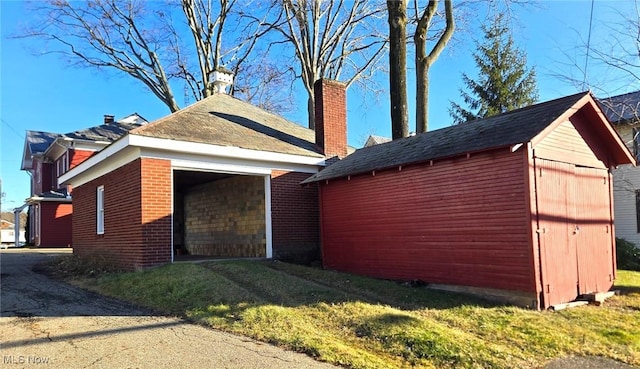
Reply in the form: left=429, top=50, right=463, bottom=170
left=612, top=123, right=640, bottom=245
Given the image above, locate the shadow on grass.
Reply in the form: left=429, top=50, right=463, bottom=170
left=614, top=285, right=640, bottom=295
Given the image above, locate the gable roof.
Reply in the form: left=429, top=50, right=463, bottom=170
left=21, top=130, right=60, bottom=170
left=25, top=130, right=59, bottom=155
left=131, top=93, right=324, bottom=158
left=599, top=90, right=640, bottom=124
left=364, top=135, right=392, bottom=147
left=303, top=92, right=632, bottom=184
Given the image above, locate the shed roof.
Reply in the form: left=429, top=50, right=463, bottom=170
left=131, top=93, right=324, bottom=158
left=303, top=92, right=632, bottom=184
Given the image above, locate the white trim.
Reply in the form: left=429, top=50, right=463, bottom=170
left=97, top=185, right=105, bottom=235
left=130, top=135, right=325, bottom=167
left=264, top=175, right=273, bottom=258
left=59, top=136, right=132, bottom=185
left=170, top=170, right=174, bottom=264
left=60, top=134, right=325, bottom=188
left=60, top=146, right=141, bottom=188
left=27, top=196, right=72, bottom=203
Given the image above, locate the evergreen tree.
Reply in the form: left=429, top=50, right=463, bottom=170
left=450, top=14, right=538, bottom=124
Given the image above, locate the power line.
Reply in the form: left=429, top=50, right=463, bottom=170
left=583, top=0, right=595, bottom=90
left=1, top=118, right=24, bottom=139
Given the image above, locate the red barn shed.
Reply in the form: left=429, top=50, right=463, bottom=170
left=303, top=92, right=635, bottom=309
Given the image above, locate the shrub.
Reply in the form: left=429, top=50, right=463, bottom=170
left=616, top=238, right=640, bottom=271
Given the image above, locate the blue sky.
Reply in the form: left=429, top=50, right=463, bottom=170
left=2, top=0, right=639, bottom=211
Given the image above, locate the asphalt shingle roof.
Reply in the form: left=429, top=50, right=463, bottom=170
left=63, top=118, right=145, bottom=142
left=131, top=93, right=324, bottom=158
left=302, top=92, right=589, bottom=184
left=26, top=130, right=60, bottom=155
left=600, top=90, right=640, bottom=123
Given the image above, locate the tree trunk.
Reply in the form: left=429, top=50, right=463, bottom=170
left=307, top=93, right=316, bottom=130
left=415, top=27, right=428, bottom=133
left=387, top=0, right=409, bottom=139
left=415, top=0, right=454, bottom=133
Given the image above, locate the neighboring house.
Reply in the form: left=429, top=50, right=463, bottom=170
left=303, top=92, right=634, bottom=309
left=364, top=135, right=391, bottom=147
left=58, top=79, right=349, bottom=269
left=19, top=114, right=146, bottom=247
left=600, top=91, right=640, bottom=246
left=0, top=220, right=26, bottom=246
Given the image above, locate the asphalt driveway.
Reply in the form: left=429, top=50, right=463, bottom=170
left=0, top=248, right=336, bottom=368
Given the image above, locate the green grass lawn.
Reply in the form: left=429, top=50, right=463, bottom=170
left=70, top=260, right=640, bottom=369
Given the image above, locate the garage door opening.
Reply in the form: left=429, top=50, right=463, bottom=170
left=173, top=170, right=268, bottom=260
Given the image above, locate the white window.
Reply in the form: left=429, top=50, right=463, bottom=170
left=97, top=186, right=105, bottom=234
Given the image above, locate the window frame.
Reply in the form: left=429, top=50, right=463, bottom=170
left=97, top=185, right=105, bottom=235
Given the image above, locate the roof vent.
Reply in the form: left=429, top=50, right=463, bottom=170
left=209, top=68, right=234, bottom=94
left=104, top=115, right=115, bottom=124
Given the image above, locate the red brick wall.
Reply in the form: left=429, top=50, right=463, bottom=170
left=140, top=158, right=173, bottom=267
left=314, top=79, right=347, bottom=159
left=39, top=202, right=72, bottom=247
left=72, top=158, right=172, bottom=269
left=271, top=170, right=319, bottom=263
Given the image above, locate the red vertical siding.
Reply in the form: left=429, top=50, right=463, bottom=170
left=271, top=170, right=319, bottom=262
left=73, top=158, right=172, bottom=270
left=320, top=148, right=535, bottom=293
left=38, top=202, right=72, bottom=247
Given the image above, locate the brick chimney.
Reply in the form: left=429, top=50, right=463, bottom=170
left=314, top=79, right=347, bottom=159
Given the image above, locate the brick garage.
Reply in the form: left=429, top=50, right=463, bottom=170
left=61, top=78, right=348, bottom=270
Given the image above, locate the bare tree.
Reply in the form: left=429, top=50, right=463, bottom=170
left=387, top=0, right=409, bottom=139
left=251, top=0, right=388, bottom=129
left=18, top=0, right=277, bottom=113
left=413, top=0, right=454, bottom=133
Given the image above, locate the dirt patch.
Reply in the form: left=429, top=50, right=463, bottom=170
left=34, top=254, right=122, bottom=280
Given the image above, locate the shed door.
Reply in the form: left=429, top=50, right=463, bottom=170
left=536, top=159, right=614, bottom=307
left=537, top=160, right=578, bottom=307
left=574, top=166, right=615, bottom=294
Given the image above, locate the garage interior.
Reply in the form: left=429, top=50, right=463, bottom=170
left=173, top=169, right=267, bottom=259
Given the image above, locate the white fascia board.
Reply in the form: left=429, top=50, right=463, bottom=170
left=130, top=135, right=326, bottom=168
left=62, top=147, right=140, bottom=188
left=148, top=149, right=319, bottom=175
left=58, top=135, right=135, bottom=187
left=72, top=140, right=108, bottom=151
left=60, top=134, right=325, bottom=188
